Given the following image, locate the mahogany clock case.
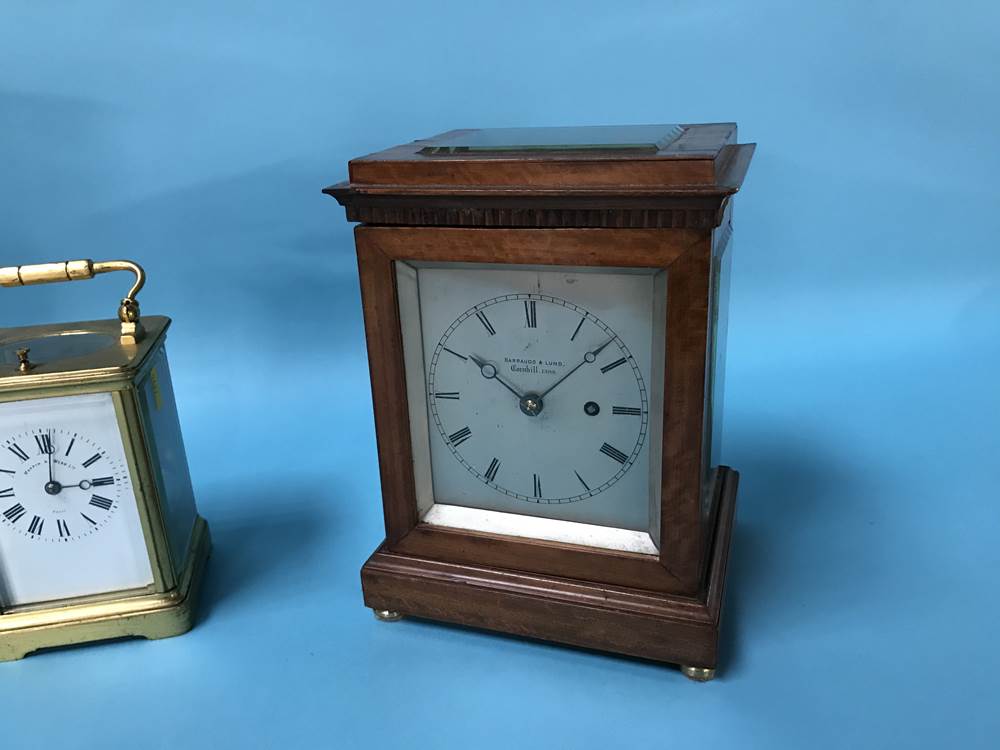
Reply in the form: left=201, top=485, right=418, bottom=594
left=326, top=123, right=754, bottom=671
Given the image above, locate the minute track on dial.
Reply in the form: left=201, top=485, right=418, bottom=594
left=427, top=292, right=649, bottom=504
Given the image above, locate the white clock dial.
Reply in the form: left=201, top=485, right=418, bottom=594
left=1, top=429, right=126, bottom=542
left=428, top=293, right=648, bottom=504
left=405, top=264, right=664, bottom=535
left=0, top=393, right=154, bottom=607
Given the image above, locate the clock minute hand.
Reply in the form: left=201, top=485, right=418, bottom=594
left=469, top=354, right=523, bottom=400
left=539, top=338, right=615, bottom=399
left=43, top=429, right=63, bottom=496
left=47, top=429, right=54, bottom=484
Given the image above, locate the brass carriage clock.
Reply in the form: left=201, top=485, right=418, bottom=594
left=326, top=124, right=754, bottom=679
left=0, top=259, right=210, bottom=661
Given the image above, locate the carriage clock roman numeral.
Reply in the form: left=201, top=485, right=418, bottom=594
left=35, top=433, right=54, bottom=455
left=89, top=495, right=114, bottom=511
left=4, top=503, right=27, bottom=523
left=7, top=444, right=29, bottom=462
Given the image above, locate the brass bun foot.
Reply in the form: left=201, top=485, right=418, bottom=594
left=680, top=665, right=716, bottom=682
left=373, top=609, right=403, bottom=622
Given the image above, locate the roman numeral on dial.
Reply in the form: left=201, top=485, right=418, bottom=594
left=82, top=453, right=102, bottom=468
left=28, top=515, right=43, bottom=535
left=442, top=346, right=467, bottom=361
left=524, top=300, right=537, bottom=328
left=0, top=487, right=14, bottom=498
left=574, top=471, right=591, bottom=491
left=57, top=519, right=71, bottom=538
left=35, top=433, right=54, bottom=455
left=7, top=444, right=29, bottom=462
left=570, top=317, right=585, bottom=342
left=600, top=443, right=630, bottom=464
left=600, top=357, right=628, bottom=374
left=91, top=477, right=115, bottom=487
left=533, top=473, right=542, bottom=498
left=475, top=310, right=496, bottom=336
left=90, top=495, right=114, bottom=511
left=3, top=503, right=26, bottom=523
left=81, top=513, right=97, bottom=526
left=447, top=427, right=472, bottom=446
left=434, top=392, right=460, bottom=400
left=65, top=437, right=76, bottom=457
left=612, top=406, right=643, bottom=416
left=0, top=468, right=14, bottom=475
left=484, top=457, right=500, bottom=482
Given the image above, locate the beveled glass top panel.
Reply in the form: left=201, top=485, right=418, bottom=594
left=422, top=124, right=684, bottom=154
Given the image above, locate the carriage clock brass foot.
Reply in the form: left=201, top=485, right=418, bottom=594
left=373, top=609, right=403, bottom=622
left=680, top=666, right=716, bottom=682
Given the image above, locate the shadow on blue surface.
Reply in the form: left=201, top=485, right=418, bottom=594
left=195, top=487, right=341, bottom=625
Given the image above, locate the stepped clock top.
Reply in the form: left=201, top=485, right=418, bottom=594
left=327, top=123, right=754, bottom=194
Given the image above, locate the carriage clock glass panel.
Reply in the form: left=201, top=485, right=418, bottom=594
left=398, top=262, right=667, bottom=554
left=0, top=392, right=154, bottom=607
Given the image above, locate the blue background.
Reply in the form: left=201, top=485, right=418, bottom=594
left=1, top=1, right=998, bottom=747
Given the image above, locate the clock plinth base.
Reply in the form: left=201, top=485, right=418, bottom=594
left=361, top=468, right=738, bottom=672
left=0, top=515, right=211, bottom=662
left=680, top=666, right=716, bottom=682
left=373, top=609, right=403, bottom=622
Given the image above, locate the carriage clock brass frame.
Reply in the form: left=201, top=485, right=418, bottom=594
left=0, top=260, right=211, bottom=661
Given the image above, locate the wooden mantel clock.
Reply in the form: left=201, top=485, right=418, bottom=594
left=326, top=124, right=754, bottom=680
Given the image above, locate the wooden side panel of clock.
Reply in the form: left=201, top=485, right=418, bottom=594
left=355, top=226, right=717, bottom=595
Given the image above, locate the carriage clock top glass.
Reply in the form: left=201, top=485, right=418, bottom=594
left=0, top=259, right=210, bottom=661
left=326, top=123, right=755, bottom=679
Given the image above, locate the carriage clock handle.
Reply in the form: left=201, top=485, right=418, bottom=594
left=0, top=259, right=146, bottom=345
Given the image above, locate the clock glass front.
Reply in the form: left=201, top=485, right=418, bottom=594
left=398, top=262, right=667, bottom=554
left=0, top=392, right=154, bottom=607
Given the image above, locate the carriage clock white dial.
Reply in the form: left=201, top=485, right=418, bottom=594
left=409, top=264, right=663, bottom=534
left=0, top=393, right=154, bottom=607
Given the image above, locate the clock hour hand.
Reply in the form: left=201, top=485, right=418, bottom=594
left=469, top=354, right=523, bottom=400
left=538, top=337, right=615, bottom=399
